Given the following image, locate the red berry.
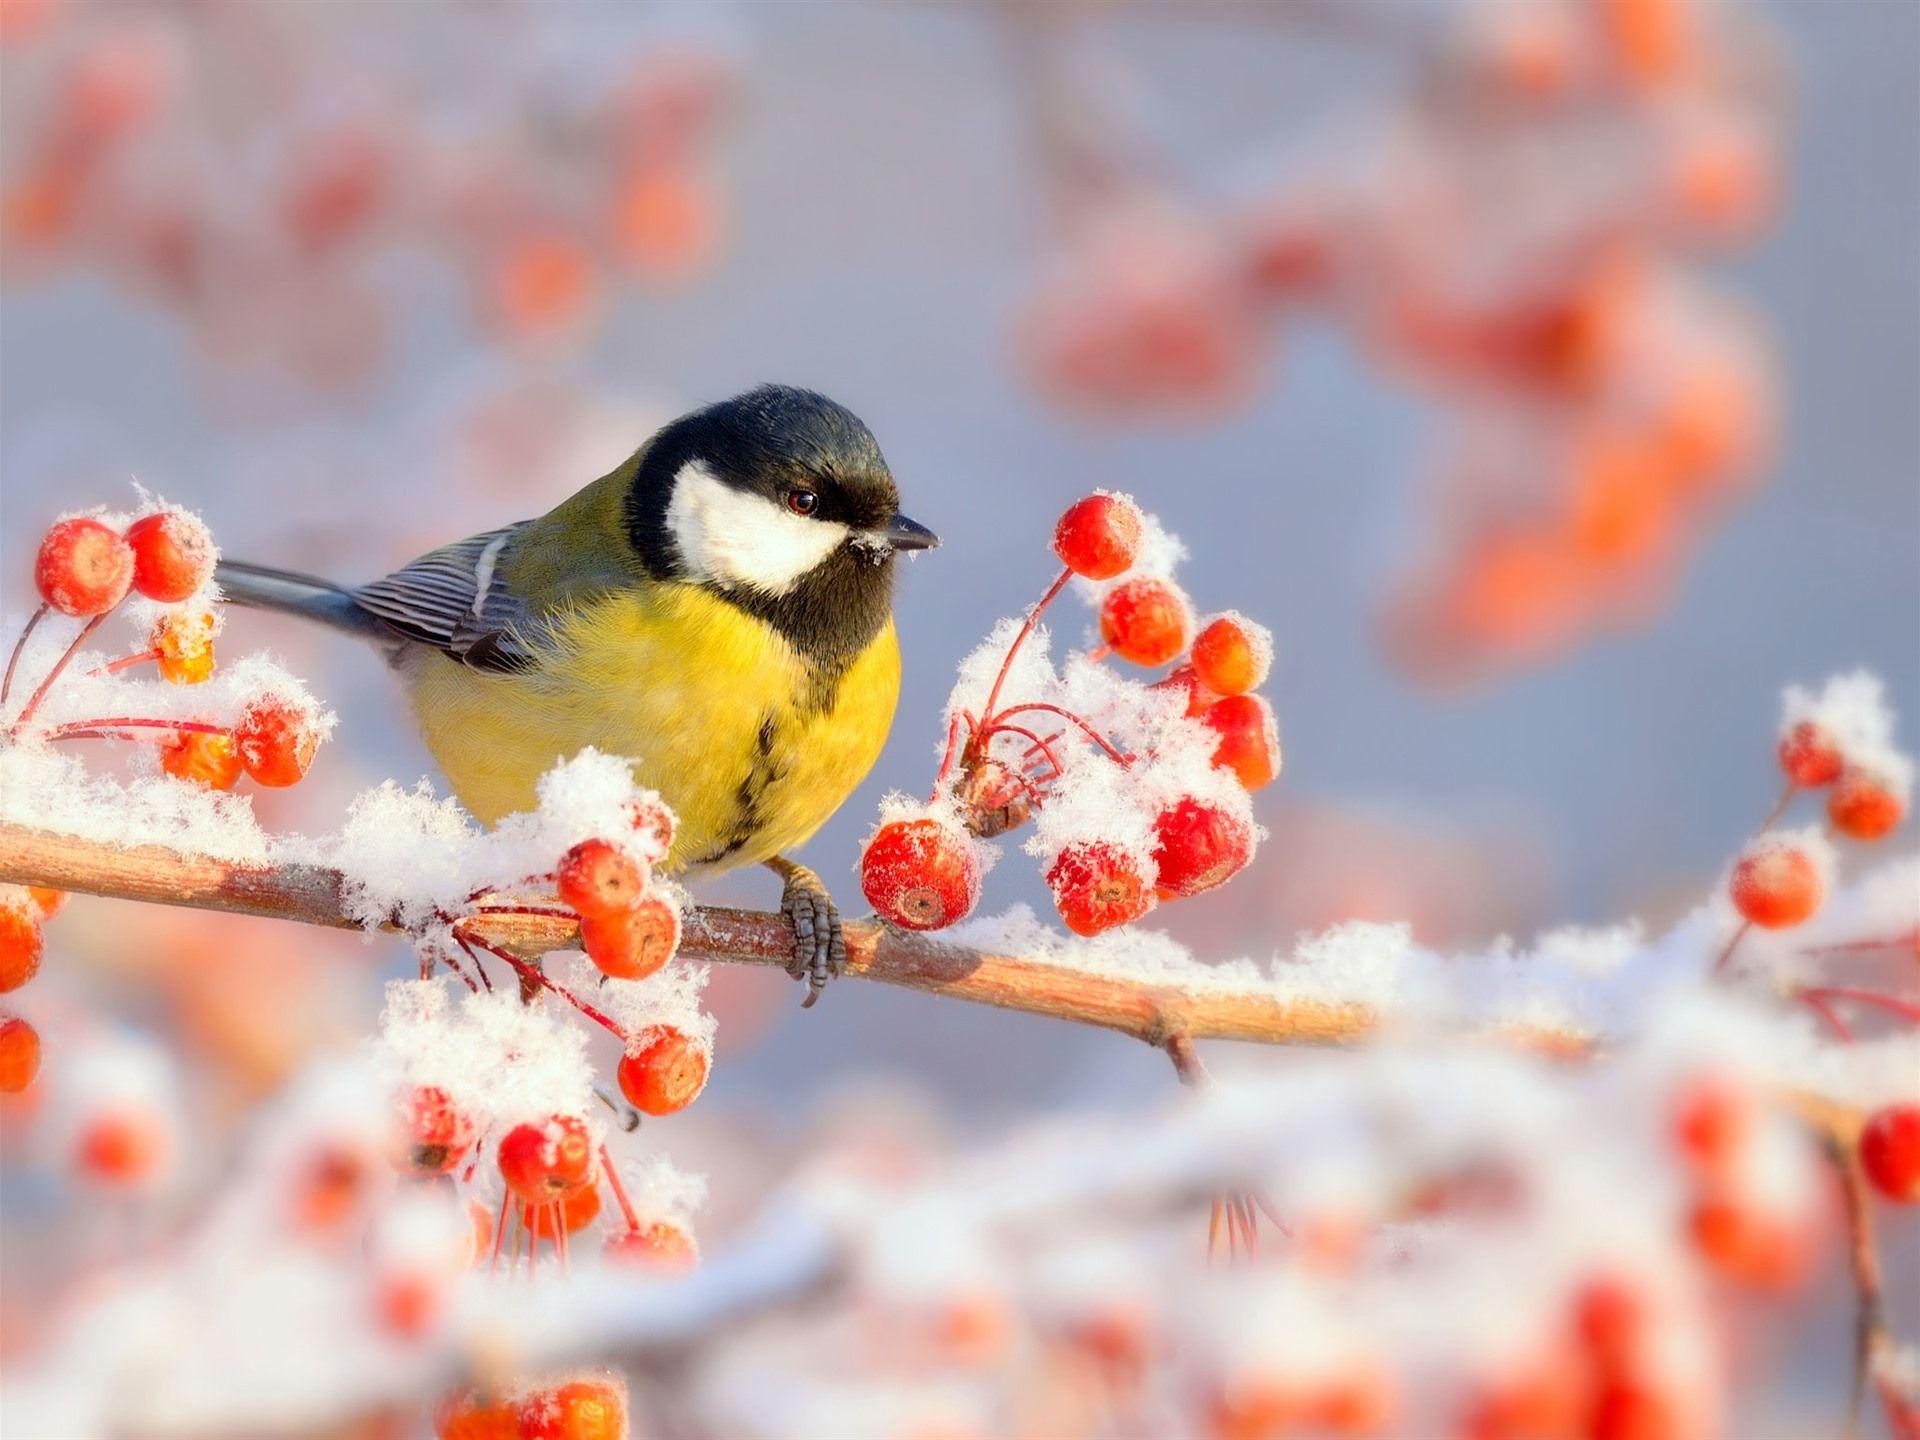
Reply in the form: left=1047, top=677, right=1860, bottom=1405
left=1201, top=693, right=1282, bottom=792
left=1053, top=493, right=1144, bottom=580
left=1573, top=1274, right=1647, bottom=1373
left=434, top=1389, right=520, bottom=1440
left=1098, top=577, right=1192, bottom=667
left=124, top=508, right=214, bottom=602
left=520, top=1182, right=602, bottom=1237
left=395, top=1085, right=475, bottom=1176
left=233, top=695, right=319, bottom=787
left=1728, top=842, right=1823, bottom=929
left=1860, top=1104, right=1920, bottom=1204
left=0, top=1015, right=41, bottom=1093
left=0, top=900, right=43, bottom=993
left=581, top=893, right=680, bottom=980
left=604, top=1219, right=698, bottom=1274
left=160, top=730, right=242, bottom=790
left=496, top=1115, right=595, bottom=1204
left=519, top=1379, right=626, bottom=1440
left=1151, top=797, right=1254, bottom=899
left=1828, top=771, right=1905, bottom=841
left=1046, top=841, right=1156, bottom=936
left=1777, top=720, right=1843, bottom=788
left=34, top=517, right=134, bottom=616
left=1189, top=614, right=1271, bottom=696
left=1687, top=1192, right=1809, bottom=1290
left=860, top=816, right=981, bottom=931
left=374, top=1269, right=442, bottom=1341
left=75, top=1110, right=167, bottom=1187
left=556, top=838, right=647, bottom=919
left=616, top=1026, right=709, bottom=1115
left=1153, top=663, right=1219, bottom=718
left=1670, top=1074, right=1753, bottom=1174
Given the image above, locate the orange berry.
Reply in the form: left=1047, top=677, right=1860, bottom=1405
left=1189, top=614, right=1271, bottom=696
left=1201, top=693, right=1281, bottom=791
left=75, top=1110, right=166, bottom=1186
left=1153, top=663, right=1219, bottom=717
left=604, top=1218, right=698, bottom=1274
left=1777, top=721, right=1843, bottom=788
left=581, top=894, right=680, bottom=981
left=859, top=816, right=981, bottom=931
left=1728, top=842, right=1823, bottom=929
left=1670, top=1074, right=1753, bottom=1174
left=1828, top=771, right=1905, bottom=841
left=497, top=1115, right=595, bottom=1204
left=489, top=233, right=596, bottom=338
left=1151, top=798, right=1254, bottom=899
left=1046, top=841, right=1156, bottom=937
left=1687, top=1192, right=1809, bottom=1291
left=616, top=1026, right=709, bottom=1116
left=0, top=1016, right=41, bottom=1093
left=519, top=1378, right=626, bottom=1440
left=233, top=695, right=319, bottom=786
left=160, top=730, right=242, bottom=790
left=1099, top=577, right=1192, bottom=667
left=520, top=1180, right=602, bottom=1236
left=1053, top=494, right=1144, bottom=580
left=0, top=901, right=43, bottom=993
left=124, top=509, right=214, bottom=602
left=35, top=516, right=133, bottom=616
left=434, top=1388, right=521, bottom=1440
left=150, top=609, right=218, bottom=685
left=26, top=887, right=65, bottom=918
left=557, top=838, right=647, bottom=920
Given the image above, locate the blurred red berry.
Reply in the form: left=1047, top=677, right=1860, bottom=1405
left=160, top=730, right=242, bottom=790
left=488, top=232, right=597, bottom=339
left=1053, top=494, right=1143, bottom=580
left=1190, top=615, right=1271, bottom=697
left=0, top=1015, right=41, bottom=1093
left=35, top=517, right=134, bottom=617
left=1777, top=720, right=1843, bottom=788
left=860, top=816, right=981, bottom=931
left=496, top=1115, right=595, bottom=1204
left=75, top=1109, right=166, bottom=1187
left=1670, top=1074, right=1753, bottom=1174
left=1151, top=798, right=1255, bottom=899
left=557, top=838, right=647, bottom=920
left=26, top=887, right=65, bottom=918
left=395, top=1085, right=475, bottom=1176
left=1202, top=693, right=1282, bottom=792
left=234, top=696, right=318, bottom=787
left=434, top=1389, right=520, bottom=1440
left=1099, top=577, right=1192, bottom=667
left=1046, top=841, right=1156, bottom=937
left=617, top=1026, right=709, bottom=1116
left=1728, top=843, right=1823, bottom=929
left=1828, top=771, right=1904, bottom=841
left=124, top=508, right=214, bottom=602
left=581, top=893, right=680, bottom=981
left=0, top=901, right=43, bottom=993
left=519, top=1378, right=626, bottom=1440
left=604, top=1219, right=698, bottom=1274
left=1860, top=1105, right=1920, bottom=1204
left=1687, top=1192, right=1809, bottom=1291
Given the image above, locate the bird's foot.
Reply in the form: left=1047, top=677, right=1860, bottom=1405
left=768, top=858, right=846, bottom=1008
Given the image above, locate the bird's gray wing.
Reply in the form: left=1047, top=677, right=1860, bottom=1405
left=351, top=524, right=542, bottom=673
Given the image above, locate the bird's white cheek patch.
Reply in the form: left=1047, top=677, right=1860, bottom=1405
left=666, top=461, right=850, bottom=595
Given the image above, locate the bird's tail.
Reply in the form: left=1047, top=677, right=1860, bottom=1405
left=215, top=560, right=389, bottom=642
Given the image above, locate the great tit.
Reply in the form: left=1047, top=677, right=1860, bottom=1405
left=216, top=385, right=938, bottom=1003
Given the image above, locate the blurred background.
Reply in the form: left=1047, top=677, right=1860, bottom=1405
left=0, top=1, right=1915, bottom=1430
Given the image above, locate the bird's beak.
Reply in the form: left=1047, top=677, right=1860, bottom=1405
left=878, top=514, right=940, bottom=551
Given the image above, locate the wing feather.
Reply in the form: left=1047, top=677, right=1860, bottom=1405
left=352, top=525, right=541, bottom=673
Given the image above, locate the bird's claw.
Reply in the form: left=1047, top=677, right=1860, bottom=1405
left=777, top=863, right=845, bottom=1008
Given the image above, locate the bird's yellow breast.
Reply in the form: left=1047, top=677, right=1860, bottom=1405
left=402, top=585, right=900, bottom=873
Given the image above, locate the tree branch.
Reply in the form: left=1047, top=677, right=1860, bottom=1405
left=0, top=820, right=1573, bottom=1053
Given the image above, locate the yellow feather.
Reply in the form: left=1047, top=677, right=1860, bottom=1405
left=403, top=584, right=900, bottom=873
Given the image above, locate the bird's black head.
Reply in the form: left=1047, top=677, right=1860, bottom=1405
left=625, top=385, right=936, bottom=669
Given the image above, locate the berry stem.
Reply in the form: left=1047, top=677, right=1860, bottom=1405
left=599, top=1144, right=641, bottom=1231
left=1798, top=986, right=1920, bottom=1026
left=42, top=716, right=228, bottom=743
left=1800, top=990, right=1854, bottom=1044
left=454, top=923, right=628, bottom=1041
left=1758, top=778, right=1798, bottom=833
left=1800, top=929, right=1920, bottom=958
left=89, top=649, right=159, bottom=677
left=489, top=1187, right=511, bottom=1273
left=990, top=702, right=1131, bottom=765
left=468, top=903, right=578, bottom=921
left=7, top=612, right=109, bottom=737
left=981, top=722, right=1065, bottom=783
left=0, top=603, right=48, bottom=708
left=979, top=565, right=1072, bottom=732
left=930, top=710, right=973, bottom=800
left=1713, top=919, right=1754, bottom=974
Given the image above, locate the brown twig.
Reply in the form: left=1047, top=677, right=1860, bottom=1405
left=1824, top=1127, right=1888, bottom=1440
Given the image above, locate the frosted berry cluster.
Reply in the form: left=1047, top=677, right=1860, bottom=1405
left=860, top=492, right=1276, bottom=938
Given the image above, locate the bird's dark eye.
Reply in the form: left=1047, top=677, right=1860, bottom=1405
left=785, top=489, right=819, bottom=517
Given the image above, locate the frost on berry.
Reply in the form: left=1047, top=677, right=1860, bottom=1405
left=1190, top=612, right=1273, bottom=697
left=1727, top=831, right=1831, bottom=930
left=860, top=809, right=983, bottom=931
left=1777, top=720, right=1842, bottom=788
left=1099, top=576, right=1193, bottom=668
left=617, top=1025, right=710, bottom=1116
left=1860, top=1105, right=1920, bottom=1205
left=1046, top=841, right=1156, bottom=937
left=1053, top=492, right=1144, bottom=580
left=1828, top=768, right=1907, bottom=842
left=1152, top=795, right=1257, bottom=899
left=125, top=507, right=216, bottom=603
left=35, top=516, right=135, bottom=616
left=233, top=692, right=321, bottom=786
left=556, top=837, right=648, bottom=919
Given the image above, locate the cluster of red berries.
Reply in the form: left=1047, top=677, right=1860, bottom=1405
left=1667, top=1072, right=1816, bottom=1292
left=0, top=885, right=64, bottom=1097
left=861, top=493, right=1276, bottom=939
left=2, top=3, right=734, bottom=390
left=436, top=1373, right=626, bottom=1440
left=9, top=508, right=324, bottom=791
left=558, top=830, right=682, bottom=985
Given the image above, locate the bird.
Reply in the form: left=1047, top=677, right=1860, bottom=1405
left=216, top=384, right=938, bottom=1004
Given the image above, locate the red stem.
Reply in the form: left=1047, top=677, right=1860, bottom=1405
left=1713, top=919, right=1754, bottom=974
left=1800, top=991, right=1854, bottom=1044
left=600, top=1144, right=641, bottom=1230
left=454, top=924, right=628, bottom=1042
left=1, top=603, right=48, bottom=708
left=990, top=702, right=1131, bottom=765
left=42, top=716, right=228, bottom=743
left=979, top=566, right=1072, bottom=732
left=89, top=650, right=159, bottom=677
left=468, top=903, right=578, bottom=921
left=7, top=612, right=108, bottom=736
left=1758, top=778, right=1798, bottom=833
left=1802, top=929, right=1920, bottom=958
left=930, top=710, right=972, bottom=800
left=981, top=722, right=1065, bottom=781
left=1799, top=987, right=1920, bottom=1026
